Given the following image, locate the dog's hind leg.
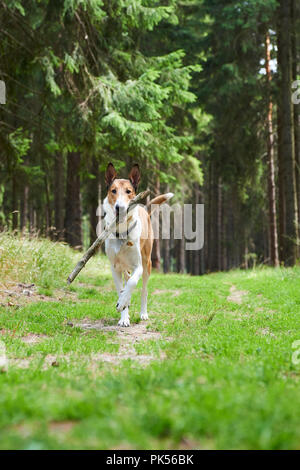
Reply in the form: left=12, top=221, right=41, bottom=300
left=140, top=259, right=151, bottom=320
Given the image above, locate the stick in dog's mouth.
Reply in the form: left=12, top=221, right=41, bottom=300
left=66, top=189, right=150, bottom=284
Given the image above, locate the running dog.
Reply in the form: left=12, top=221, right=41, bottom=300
left=103, top=163, right=173, bottom=326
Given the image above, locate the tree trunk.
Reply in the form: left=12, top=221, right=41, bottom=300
left=208, top=161, right=220, bottom=272
left=217, top=176, right=223, bottom=271
left=20, top=155, right=29, bottom=232
left=54, top=153, right=64, bottom=240
left=191, top=184, right=201, bottom=275
left=199, top=189, right=205, bottom=275
left=277, top=0, right=299, bottom=265
left=277, top=105, right=286, bottom=264
left=29, top=207, right=36, bottom=233
left=265, top=31, right=279, bottom=267
left=163, top=238, right=170, bottom=273
left=44, top=174, right=52, bottom=237
left=88, top=157, right=100, bottom=245
left=263, top=214, right=269, bottom=263
left=162, top=183, right=170, bottom=273
left=179, top=233, right=185, bottom=273
left=12, top=175, right=18, bottom=230
left=20, top=185, right=29, bottom=232
left=291, top=0, right=300, bottom=228
left=176, top=236, right=185, bottom=274
left=64, top=152, right=82, bottom=249
left=222, top=188, right=228, bottom=270
left=151, top=175, right=161, bottom=269
left=231, top=188, right=240, bottom=268
left=244, top=236, right=248, bottom=270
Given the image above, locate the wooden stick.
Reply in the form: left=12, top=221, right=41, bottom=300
left=67, top=189, right=150, bottom=284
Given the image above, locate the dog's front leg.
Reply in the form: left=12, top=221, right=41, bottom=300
left=110, top=264, right=130, bottom=327
left=111, top=264, right=123, bottom=296
left=116, top=263, right=143, bottom=314
left=118, top=306, right=130, bottom=327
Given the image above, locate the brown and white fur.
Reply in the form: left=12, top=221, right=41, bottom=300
left=103, top=163, right=173, bottom=327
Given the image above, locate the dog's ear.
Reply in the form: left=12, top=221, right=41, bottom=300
left=105, top=163, right=117, bottom=188
left=128, top=164, right=140, bottom=191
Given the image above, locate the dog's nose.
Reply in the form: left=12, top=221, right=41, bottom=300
left=115, top=204, right=125, bottom=217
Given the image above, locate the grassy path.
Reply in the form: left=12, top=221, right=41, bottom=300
left=1, top=251, right=300, bottom=449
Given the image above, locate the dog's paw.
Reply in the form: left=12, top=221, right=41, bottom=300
left=140, top=313, right=149, bottom=321
left=116, top=290, right=131, bottom=312
left=118, top=317, right=130, bottom=327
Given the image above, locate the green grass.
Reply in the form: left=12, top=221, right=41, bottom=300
left=0, top=231, right=77, bottom=288
left=1, top=234, right=300, bottom=449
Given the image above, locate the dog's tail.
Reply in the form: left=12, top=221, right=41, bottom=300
left=146, top=192, right=174, bottom=216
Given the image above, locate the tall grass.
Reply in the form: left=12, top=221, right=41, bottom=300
left=0, top=231, right=78, bottom=288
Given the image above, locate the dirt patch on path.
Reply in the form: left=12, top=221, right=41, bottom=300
left=152, top=289, right=180, bottom=297
left=48, top=420, right=77, bottom=434
left=75, top=319, right=166, bottom=366
left=255, top=327, right=277, bottom=338
left=5, top=317, right=167, bottom=370
left=21, top=333, right=49, bottom=344
left=227, top=285, right=248, bottom=304
left=9, top=354, right=70, bottom=370
left=0, top=282, right=76, bottom=307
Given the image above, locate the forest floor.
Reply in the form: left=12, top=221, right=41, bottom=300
left=0, top=235, right=300, bottom=449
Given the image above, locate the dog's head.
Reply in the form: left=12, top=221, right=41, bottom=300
left=105, top=163, right=141, bottom=216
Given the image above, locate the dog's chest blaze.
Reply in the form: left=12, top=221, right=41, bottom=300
left=106, top=239, right=138, bottom=273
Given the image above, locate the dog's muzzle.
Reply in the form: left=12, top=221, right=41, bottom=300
left=115, top=203, right=127, bottom=217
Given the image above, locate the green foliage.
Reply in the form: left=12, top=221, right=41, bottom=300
left=0, top=0, right=202, bottom=205
left=8, top=129, right=31, bottom=163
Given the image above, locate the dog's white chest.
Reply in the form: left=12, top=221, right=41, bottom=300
left=105, top=238, right=139, bottom=273
left=103, top=200, right=142, bottom=274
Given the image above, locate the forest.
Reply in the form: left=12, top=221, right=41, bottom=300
left=1, top=0, right=300, bottom=273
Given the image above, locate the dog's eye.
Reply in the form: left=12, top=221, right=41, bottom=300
left=126, top=189, right=131, bottom=194
left=111, top=189, right=117, bottom=194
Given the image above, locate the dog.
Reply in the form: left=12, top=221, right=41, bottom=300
left=103, top=163, right=173, bottom=326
